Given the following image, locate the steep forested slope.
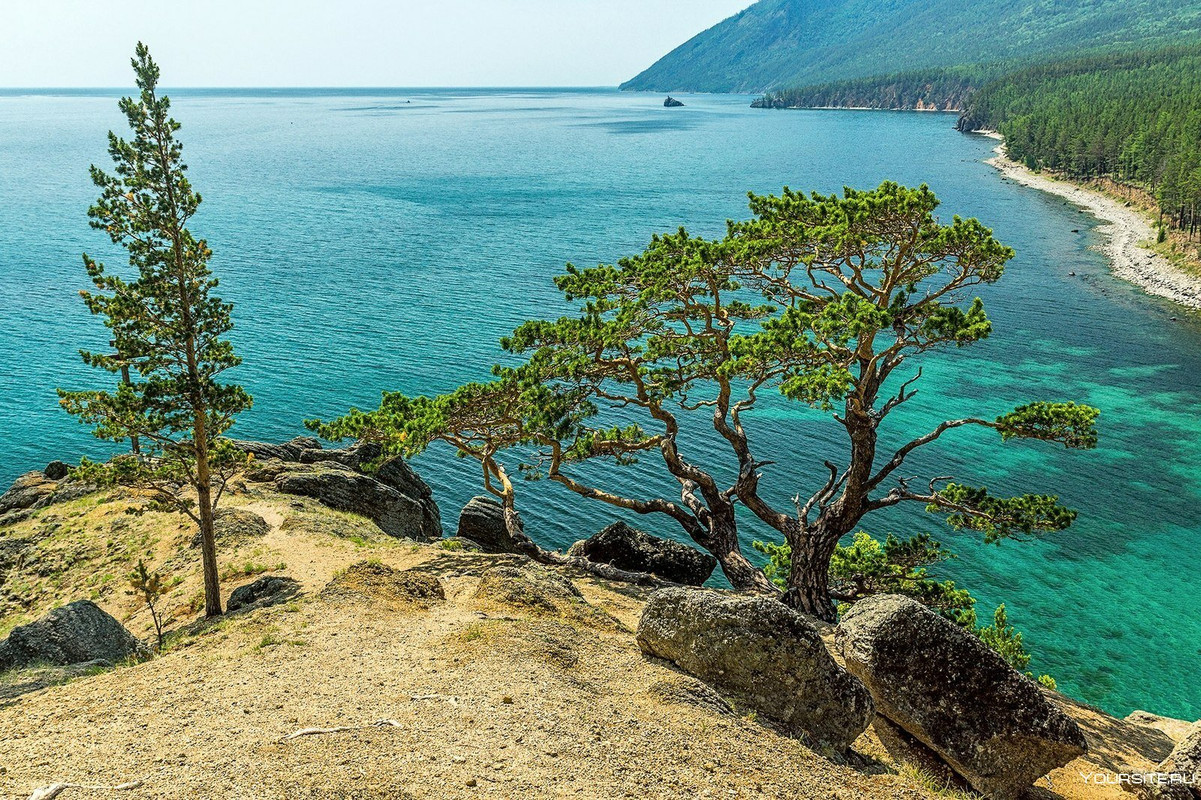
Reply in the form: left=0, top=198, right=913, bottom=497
left=959, top=45, right=1201, bottom=237
left=621, top=0, right=1201, bottom=93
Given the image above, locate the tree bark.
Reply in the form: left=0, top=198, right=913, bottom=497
left=195, top=460, right=222, bottom=619
left=782, top=527, right=840, bottom=622
left=707, top=515, right=779, bottom=596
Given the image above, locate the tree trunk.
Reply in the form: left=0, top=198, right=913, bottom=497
left=782, top=524, right=840, bottom=622
left=195, top=444, right=222, bottom=618
left=707, top=515, right=779, bottom=596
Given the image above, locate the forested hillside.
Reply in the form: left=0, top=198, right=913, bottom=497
left=750, top=65, right=996, bottom=111
left=959, top=46, right=1201, bottom=238
left=621, top=0, right=1201, bottom=93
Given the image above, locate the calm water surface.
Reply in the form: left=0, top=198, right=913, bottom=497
left=1, top=89, right=1198, bottom=718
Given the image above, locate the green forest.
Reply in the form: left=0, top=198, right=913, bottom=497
left=622, top=0, right=1201, bottom=93
left=753, top=44, right=1201, bottom=241
left=751, top=64, right=997, bottom=111
left=959, top=45, right=1201, bottom=238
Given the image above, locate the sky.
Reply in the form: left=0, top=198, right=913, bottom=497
left=0, top=1, right=755, bottom=87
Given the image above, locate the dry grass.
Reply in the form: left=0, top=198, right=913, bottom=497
left=0, top=486, right=1186, bottom=799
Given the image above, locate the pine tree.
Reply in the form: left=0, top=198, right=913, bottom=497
left=59, top=43, right=252, bottom=618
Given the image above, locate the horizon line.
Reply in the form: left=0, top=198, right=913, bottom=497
left=0, top=85, right=646, bottom=92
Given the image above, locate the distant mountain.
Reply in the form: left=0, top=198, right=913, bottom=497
left=620, top=0, right=1201, bottom=94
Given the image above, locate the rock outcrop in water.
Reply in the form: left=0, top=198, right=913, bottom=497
left=637, top=588, right=874, bottom=750
left=663, top=96, right=685, bottom=107
left=836, top=594, right=1087, bottom=799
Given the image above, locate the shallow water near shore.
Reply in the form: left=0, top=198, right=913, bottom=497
left=1, top=89, right=1199, bottom=719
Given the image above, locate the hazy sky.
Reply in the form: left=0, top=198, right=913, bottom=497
left=1, top=1, right=754, bottom=87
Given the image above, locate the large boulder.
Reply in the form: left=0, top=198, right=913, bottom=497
left=1125, top=724, right=1201, bottom=800
left=456, top=496, right=518, bottom=553
left=0, top=600, right=144, bottom=671
left=568, top=521, right=715, bottom=585
left=835, top=594, right=1087, bottom=799
left=276, top=462, right=440, bottom=540
left=636, top=588, right=873, bottom=751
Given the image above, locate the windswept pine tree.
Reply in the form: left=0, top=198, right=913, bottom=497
left=316, top=183, right=1099, bottom=620
left=59, top=43, right=252, bottom=619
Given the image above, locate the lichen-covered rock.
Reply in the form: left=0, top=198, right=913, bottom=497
left=276, top=464, right=440, bottom=541
left=322, top=561, right=445, bottom=607
left=191, top=508, right=270, bottom=548
left=473, top=563, right=582, bottom=612
left=0, top=600, right=144, bottom=671
left=227, top=575, right=300, bottom=612
left=568, top=521, right=715, bottom=585
left=636, top=588, right=873, bottom=750
left=456, top=496, right=517, bottom=553
left=1124, top=724, right=1201, bottom=799
left=836, top=594, right=1087, bottom=799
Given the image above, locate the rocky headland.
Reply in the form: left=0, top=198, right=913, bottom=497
left=0, top=443, right=1197, bottom=799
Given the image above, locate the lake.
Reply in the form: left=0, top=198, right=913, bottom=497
left=1, top=88, right=1198, bottom=719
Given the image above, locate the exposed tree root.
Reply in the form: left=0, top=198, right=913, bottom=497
left=279, top=719, right=402, bottom=742
left=28, top=780, right=143, bottom=800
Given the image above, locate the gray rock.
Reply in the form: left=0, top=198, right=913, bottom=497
left=298, top=441, right=378, bottom=470
left=0, top=600, right=144, bottom=671
left=835, top=594, right=1087, bottom=799
left=0, top=472, right=50, bottom=513
left=231, top=436, right=323, bottom=462
left=234, top=438, right=441, bottom=540
left=636, top=588, right=873, bottom=750
left=664, top=96, right=685, bottom=107
left=456, top=496, right=517, bottom=553
left=275, top=463, right=440, bottom=541
left=227, top=576, right=300, bottom=612
left=234, top=436, right=380, bottom=471
left=568, top=521, right=715, bottom=585
left=43, top=461, right=69, bottom=481
left=1126, top=724, right=1201, bottom=799
left=0, top=472, right=92, bottom=515
left=375, top=456, right=435, bottom=504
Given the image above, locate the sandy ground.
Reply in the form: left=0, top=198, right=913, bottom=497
left=0, top=489, right=1193, bottom=800
left=981, top=139, right=1201, bottom=311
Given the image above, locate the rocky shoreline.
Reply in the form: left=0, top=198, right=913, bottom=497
left=982, top=138, right=1201, bottom=311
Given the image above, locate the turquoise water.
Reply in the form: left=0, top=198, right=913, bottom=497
left=1, top=89, right=1199, bottom=719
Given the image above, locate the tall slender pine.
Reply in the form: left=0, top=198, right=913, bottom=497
left=59, top=43, right=252, bottom=618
